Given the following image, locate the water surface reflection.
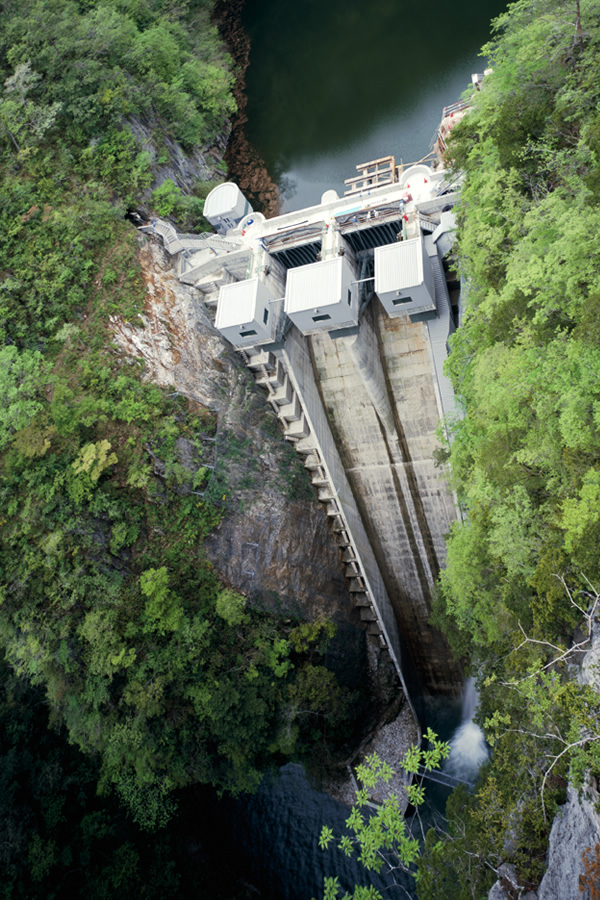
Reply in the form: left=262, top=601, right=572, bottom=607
left=242, top=0, right=507, bottom=209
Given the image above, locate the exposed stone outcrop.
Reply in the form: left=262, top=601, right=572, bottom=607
left=537, top=784, right=600, bottom=900
left=488, top=863, right=537, bottom=900
left=580, top=618, right=600, bottom=691
left=110, top=237, right=226, bottom=407
left=535, top=617, right=600, bottom=899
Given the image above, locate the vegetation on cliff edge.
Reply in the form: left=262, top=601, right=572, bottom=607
left=421, top=0, right=600, bottom=895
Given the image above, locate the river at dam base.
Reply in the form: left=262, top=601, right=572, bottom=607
left=218, top=763, right=414, bottom=899
left=217, top=684, right=487, bottom=900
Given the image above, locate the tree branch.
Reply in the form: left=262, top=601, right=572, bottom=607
left=501, top=576, right=599, bottom=687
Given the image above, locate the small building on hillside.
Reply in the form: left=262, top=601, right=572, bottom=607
left=284, top=256, right=358, bottom=335
left=374, top=237, right=435, bottom=318
left=215, top=278, right=276, bottom=349
left=204, top=182, right=253, bottom=235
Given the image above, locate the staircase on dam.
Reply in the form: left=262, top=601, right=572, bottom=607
left=242, top=351, right=397, bottom=651
left=141, top=163, right=464, bottom=703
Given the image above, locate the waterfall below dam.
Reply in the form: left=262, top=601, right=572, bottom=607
left=217, top=680, right=490, bottom=900
left=444, top=678, right=489, bottom=783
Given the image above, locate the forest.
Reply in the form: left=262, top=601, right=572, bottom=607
left=418, top=0, right=600, bottom=895
left=1, top=0, right=600, bottom=897
left=0, top=1, right=364, bottom=895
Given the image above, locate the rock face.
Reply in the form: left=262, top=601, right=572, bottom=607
left=129, top=116, right=227, bottom=198
left=535, top=618, right=600, bottom=900
left=110, top=235, right=389, bottom=703
left=537, top=785, right=600, bottom=900
left=580, top=618, right=600, bottom=691
left=488, top=864, right=537, bottom=900
left=110, top=238, right=226, bottom=407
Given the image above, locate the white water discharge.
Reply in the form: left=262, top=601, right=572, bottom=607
left=444, top=678, right=489, bottom=784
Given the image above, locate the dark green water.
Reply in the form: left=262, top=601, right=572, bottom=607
left=242, top=0, right=507, bottom=210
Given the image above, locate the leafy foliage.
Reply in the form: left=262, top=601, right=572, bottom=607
left=0, top=0, right=359, bottom=836
left=0, top=0, right=236, bottom=157
left=0, top=655, right=264, bottom=899
left=426, top=0, right=600, bottom=892
left=316, top=733, right=450, bottom=899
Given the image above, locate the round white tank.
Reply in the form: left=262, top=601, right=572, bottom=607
left=321, top=189, right=339, bottom=204
left=204, top=182, right=253, bottom=235
left=398, top=165, right=433, bottom=199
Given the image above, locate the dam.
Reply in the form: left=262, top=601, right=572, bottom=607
left=141, top=152, right=464, bottom=704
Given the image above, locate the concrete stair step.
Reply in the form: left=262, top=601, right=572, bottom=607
left=284, top=414, right=311, bottom=439
left=342, top=547, right=358, bottom=563
left=303, top=451, right=322, bottom=469
left=246, top=350, right=275, bottom=371
left=270, top=376, right=293, bottom=406
left=294, top=437, right=319, bottom=455
left=366, top=632, right=388, bottom=648
left=352, top=594, right=371, bottom=607
left=360, top=608, right=377, bottom=622
left=318, top=487, right=336, bottom=503
left=255, top=360, right=284, bottom=386
left=349, top=577, right=366, bottom=593
left=278, top=394, right=302, bottom=423
left=345, top=562, right=360, bottom=578
left=367, top=623, right=383, bottom=636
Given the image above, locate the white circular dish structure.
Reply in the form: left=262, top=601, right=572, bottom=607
left=398, top=164, right=434, bottom=199
left=203, top=182, right=253, bottom=234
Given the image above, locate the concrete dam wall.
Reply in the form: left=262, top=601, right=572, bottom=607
left=143, top=165, right=464, bottom=700
left=309, top=301, right=462, bottom=693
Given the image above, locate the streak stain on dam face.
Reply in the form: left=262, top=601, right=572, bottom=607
left=309, top=300, right=461, bottom=694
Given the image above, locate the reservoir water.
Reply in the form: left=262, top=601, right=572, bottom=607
left=241, top=0, right=507, bottom=211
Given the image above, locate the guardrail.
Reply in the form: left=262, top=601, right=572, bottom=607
left=441, top=98, right=471, bottom=117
